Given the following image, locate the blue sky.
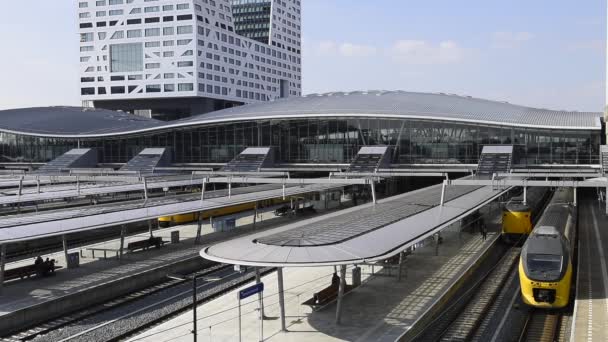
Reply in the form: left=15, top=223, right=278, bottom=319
left=0, top=0, right=605, bottom=111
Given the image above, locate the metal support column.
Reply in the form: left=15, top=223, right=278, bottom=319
left=253, top=201, right=258, bottom=228
left=0, top=244, right=6, bottom=294
left=335, top=265, right=347, bottom=325
left=574, top=187, right=577, bottom=206
left=76, top=176, right=80, bottom=196
left=62, top=234, right=70, bottom=269
left=148, top=219, right=154, bottom=237
left=440, top=180, right=446, bottom=206
left=255, top=268, right=265, bottom=318
left=228, top=181, right=232, bottom=198
left=192, top=275, right=198, bottom=342
left=370, top=180, right=377, bottom=204
left=18, top=177, right=23, bottom=196
left=282, top=183, right=286, bottom=200
left=200, top=179, right=206, bottom=202
left=119, top=225, right=126, bottom=260
left=277, top=268, right=286, bottom=331
left=195, top=213, right=203, bottom=244
left=142, top=177, right=148, bottom=200
left=397, top=252, right=404, bottom=282
left=523, top=186, right=527, bottom=205
left=36, top=177, right=40, bottom=194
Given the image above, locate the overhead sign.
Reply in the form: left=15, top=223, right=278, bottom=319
left=238, top=283, right=264, bottom=300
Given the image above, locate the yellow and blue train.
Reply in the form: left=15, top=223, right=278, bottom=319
left=519, top=188, right=576, bottom=309
left=158, top=198, right=289, bottom=227
left=501, top=187, right=551, bottom=244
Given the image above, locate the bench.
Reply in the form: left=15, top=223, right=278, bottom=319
left=302, top=282, right=355, bottom=309
left=4, top=263, right=63, bottom=281
left=127, top=237, right=166, bottom=253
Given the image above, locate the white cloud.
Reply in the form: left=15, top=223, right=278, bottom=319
left=491, top=31, right=534, bottom=49
left=389, top=40, right=465, bottom=65
left=338, top=43, right=377, bottom=57
left=311, top=40, right=377, bottom=57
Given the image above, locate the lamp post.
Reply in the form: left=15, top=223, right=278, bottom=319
left=168, top=273, right=222, bottom=342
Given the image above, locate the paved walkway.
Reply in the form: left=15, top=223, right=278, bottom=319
left=0, top=207, right=305, bottom=317
left=571, top=197, right=608, bottom=342
left=129, top=207, right=502, bottom=342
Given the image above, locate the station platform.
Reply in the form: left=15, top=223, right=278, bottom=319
left=571, top=197, right=608, bottom=341
left=129, top=205, right=503, bottom=342
left=0, top=206, right=316, bottom=334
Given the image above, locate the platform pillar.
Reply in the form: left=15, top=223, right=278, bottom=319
left=0, top=244, right=6, bottom=294
left=335, top=265, right=347, bottom=325
left=119, top=225, right=126, bottom=260
left=253, top=201, right=258, bottom=228
left=440, top=180, right=446, bottom=206
left=370, top=180, right=377, bottom=204
left=195, top=213, right=203, bottom=244
left=574, top=187, right=577, bottom=206
left=397, top=252, right=404, bottom=282
left=148, top=219, right=154, bottom=237
left=62, top=235, right=70, bottom=269
left=228, top=181, right=232, bottom=198
left=255, top=268, right=265, bottom=318
left=523, top=186, right=527, bottom=205
left=277, top=268, right=286, bottom=331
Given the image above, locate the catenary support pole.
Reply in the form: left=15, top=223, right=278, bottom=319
left=440, top=180, right=446, bottom=206
left=119, top=225, right=126, bottom=260
left=277, top=267, right=286, bottom=331
left=335, top=265, right=347, bottom=324
left=62, top=235, right=70, bottom=269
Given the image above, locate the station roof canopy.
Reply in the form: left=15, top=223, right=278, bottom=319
left=0, top=91, right=601, bottom=138
left=201, top=179, right=511, bottom=267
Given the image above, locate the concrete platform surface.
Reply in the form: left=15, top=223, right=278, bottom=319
left=129, top=222, right=499, bottom=342
left=571, top=198, right=608, bottom=342
left=0, top=207, right=297, bottom=317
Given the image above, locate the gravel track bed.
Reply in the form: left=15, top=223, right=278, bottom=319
left=32, top=267, right=268, bottom=342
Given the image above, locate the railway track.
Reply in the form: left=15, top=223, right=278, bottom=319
left=438, top=247, right=521, bottom=341
left=0, top=263, right=228, bottom=342
left=518, top=311, right=561, bottom=342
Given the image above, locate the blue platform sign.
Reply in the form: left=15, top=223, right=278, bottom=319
left=239, top=283, right=264, bottom=300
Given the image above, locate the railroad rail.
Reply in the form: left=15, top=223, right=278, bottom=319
left=0, top=263, right=228, bottom=342
left=518, top=311, right=561, bottom=342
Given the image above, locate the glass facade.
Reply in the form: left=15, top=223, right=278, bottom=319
left=109, top=43, right=143, bottom=73
left=0, top=117, right=600, bottom=166
left=231, top=0, right=272, bottom=44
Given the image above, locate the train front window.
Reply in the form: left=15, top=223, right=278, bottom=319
left=527, top=253, right=562, bottom=276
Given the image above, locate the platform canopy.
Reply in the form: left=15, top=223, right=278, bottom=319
left=201, top=179, right=511, bottom=267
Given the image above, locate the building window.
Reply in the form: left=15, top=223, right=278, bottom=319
left=177, top=61, right=193, bottom=67
left=146, top=84, right=161, bottom=92
left=109, top=0, right=123, bottom=5
left=79, top=2, right=88, bottom=8
left=164, top=84, right=175, bottom=92
left=145, top=28, right=160, bottom=36
left=109, top=43, right=143, bottom=72
left=176, top=25, right=193, bottom=34
left=80, top=32, right=94, bottom=42
left=144, top=6, right=159, bottom=12
left=110, top=86, right=125, bottom=94
left=145, top=63, right=160, bottom=69
left=178, top=83, right=193, bottom=91
left=81, top=87, right=95, bottom=95
left=163, top=27, right=174, bottom=35
left=127, top=29, right=141, bottom=38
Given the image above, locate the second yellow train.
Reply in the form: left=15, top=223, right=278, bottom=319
left=158, top=198, right=289, bottom=227
left=501, top=187, right=551, bottom=244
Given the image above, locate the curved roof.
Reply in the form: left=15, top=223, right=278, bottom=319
left=0, top=91, right=601, bottom=138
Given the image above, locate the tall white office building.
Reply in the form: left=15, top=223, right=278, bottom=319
left=78, top=0, right=301, bottom=120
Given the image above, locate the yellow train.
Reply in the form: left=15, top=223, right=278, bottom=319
left=501, top=187, right=550, bottom=244
left=519, top=188, right=576, bottom=309
left=158, top=198, right=289, bottom=227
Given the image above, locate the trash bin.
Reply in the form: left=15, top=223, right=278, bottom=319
left=171, top=231, right=180, bottom=244
left=352, top=266, right=361, bottom=287
left=67, top=252, right=80, bottom=269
